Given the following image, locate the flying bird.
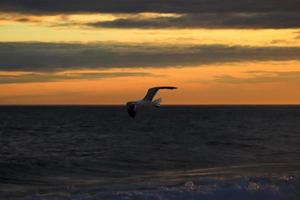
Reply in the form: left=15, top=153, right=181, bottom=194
left=126, top=86, right=177, bottom=118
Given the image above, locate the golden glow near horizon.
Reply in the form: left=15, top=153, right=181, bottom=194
left=0, top=12, right=300, bottom=104
left=1, top=61, right=300, bottom=104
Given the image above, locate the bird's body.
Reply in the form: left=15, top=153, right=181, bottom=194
left=136, top=98, right=161, bottom=107
left=126, top=86, right=177, bottom=118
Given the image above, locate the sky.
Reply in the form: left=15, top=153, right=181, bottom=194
left=0, top=0, right=300, bottom=105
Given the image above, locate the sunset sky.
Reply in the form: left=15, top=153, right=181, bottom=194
left=1, top=0, right=300, bottom=105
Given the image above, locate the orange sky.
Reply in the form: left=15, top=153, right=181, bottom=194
left=0, top=13, right=300, bottom=104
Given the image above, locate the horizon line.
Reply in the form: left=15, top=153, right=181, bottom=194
left=0, top=104, right=300, bottom=106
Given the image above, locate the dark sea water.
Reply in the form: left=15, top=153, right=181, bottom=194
left=0, top=106, right=299, bottom=200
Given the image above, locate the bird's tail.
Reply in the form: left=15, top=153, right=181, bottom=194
left=153, top=98, right=162, bottom=107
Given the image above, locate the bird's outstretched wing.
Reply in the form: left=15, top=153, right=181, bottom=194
left=143, top=86, right=177, bottom=101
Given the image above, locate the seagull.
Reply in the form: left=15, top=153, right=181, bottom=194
left=126, top=86, right=177, bottom=118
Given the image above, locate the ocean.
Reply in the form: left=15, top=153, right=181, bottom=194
left=0, top=106, right=299, bottom=200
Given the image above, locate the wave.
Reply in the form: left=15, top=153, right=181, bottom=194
left=0, top=163, right=299, bottom=200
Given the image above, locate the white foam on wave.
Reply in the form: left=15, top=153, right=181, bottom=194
left=15, top=172, right=299, bottom=200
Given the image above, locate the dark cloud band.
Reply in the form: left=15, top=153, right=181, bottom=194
left=0, top=0, right=299, bottom=14
left=1, top=42, right=300, bottom=72
left=89, top=12, right=300, bottom=29
left=1, top=1, right=300, bottom=29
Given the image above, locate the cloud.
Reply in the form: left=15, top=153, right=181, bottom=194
left=0, top=71, right=153, bottom=84
left=214, top=71, right=300, bottom=84
left=3, top=12, right=300, bottom=29
left=1, top=1, right=299, bottom=29
left=1, top=42, right=300, bottom=71
left=89, top=12, right=300, bottom=29
left=1, top=42, right=300, bottom=72
left=0, top=15, right=41, bottom=23
left=0, top=0, right=298, bottom=14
